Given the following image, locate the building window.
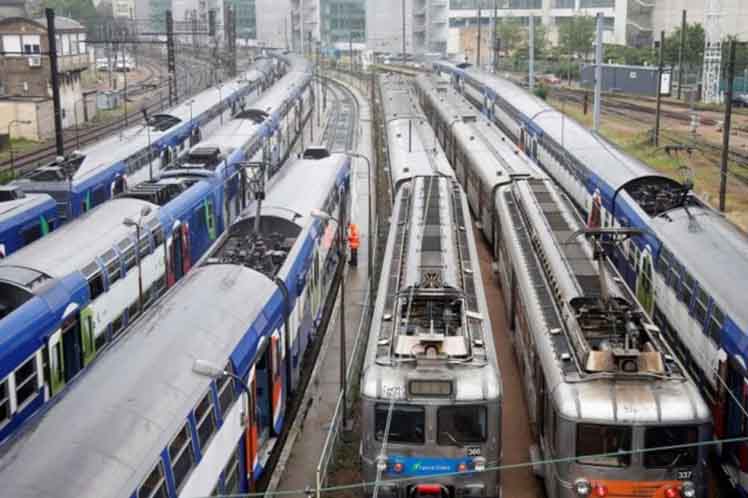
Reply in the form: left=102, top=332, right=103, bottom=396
left=2, top=35, right=21, bottom=57
left=22, top=35, right=40, bottom=55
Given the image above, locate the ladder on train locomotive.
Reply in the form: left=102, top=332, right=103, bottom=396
left=521, top=181, right=675, bottom=377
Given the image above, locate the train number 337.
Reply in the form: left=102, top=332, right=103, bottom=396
left=677, top=471, right=693, bottom=480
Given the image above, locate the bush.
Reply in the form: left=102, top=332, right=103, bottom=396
left=534, top=84, right=549, bottom=100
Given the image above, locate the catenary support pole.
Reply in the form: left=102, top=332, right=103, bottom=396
left=677, top=9, right=687, bottom=100
left=592, top=12, right=603, bottom=132
left=528, top=13, right=535, bottom=92
left=654, top=30, right=664, bottom=147
left=46, top=8, right=64, bottom=157
left=720, top=40, right=737, bottom=212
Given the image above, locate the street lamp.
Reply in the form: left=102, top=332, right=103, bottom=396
left=192, top=359, right=252, bottom=401
left=123, top=205, right=153, bottom=313
left=7, top=120, right=31, bottom=178
left=310, top=206, right=349, bottom=431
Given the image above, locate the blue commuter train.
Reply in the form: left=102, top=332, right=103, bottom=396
left=0, top=153, right=351, bottom=498
left=12, top=58, right=279, bottom=226
left=0, top=55, right=314, bottom=444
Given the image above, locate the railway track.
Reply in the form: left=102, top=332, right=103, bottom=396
left=1, top=51, right=216, bottom=176
left=321, top=77, right=359, bottom=152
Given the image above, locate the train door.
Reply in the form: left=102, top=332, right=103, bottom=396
left=58, top=312, right=83, bottom=384
left=172, top=224, right=185, bottom=281
left=254, top=347, right=273, bottom=448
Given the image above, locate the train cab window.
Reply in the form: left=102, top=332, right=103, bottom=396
left=707, top=305, right=724, bottom=344
left=217, top=362, right=236, bottom=416
left=576, top=424, right=631, bottom=467
left=194, top=391, right=217, bottom=450
left=102, top=250, right=121, bottom=286
left=680, top=272, right=694, bottom=306
left=137, top=460, right=168, bottom=498
left=82, top=262, right=105, bottom=300
left=437, top=406, right=487, bottom=445
left=168, top=424, right=196, bottom=492
left=374, top=404, right=425, bottom=444
left=0, top=379, right=9, bottom=424
left=14, top=356, right=38, bottom=408
left=643, top=426, right=698, bottom=468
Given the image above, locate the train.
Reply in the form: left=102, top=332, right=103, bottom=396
left=416, top=72, right=712, bottom=498
left=359, top=74, right=501, bottom=498
left=0, top=187, right=57, bottom=258
left=0, top=57, right=314, bottom=444
left=11, top=57, right=280, bottom=228
left=0, top=152, right=352, bottom=498
left=432, top=61, right=748, bottom=495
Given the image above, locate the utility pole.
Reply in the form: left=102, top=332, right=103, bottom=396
left=46, top=8, right=64, bottom=157
left=654, top=31, right=664, bottom=147
left=166, top=9, right=177, bottom=105
left=477, top=6, right=482, bottom=68
left=702, top=0, right=722, bottom=103
left=720, top=40, right=737, bottom=212
left=592, top=12, right=603, bottom=132
left=492, top=0, right=498, bottom=72
left=528, top=13, right=535, bottom=92
left=350, top=31, right=354, bottom=73
left=402, top=0, right=406, bottom=62
left=677, top=10, right=687, bottom=100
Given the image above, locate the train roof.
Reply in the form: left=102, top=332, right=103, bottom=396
left=0, top=192, right=55, bottom=225
left=379, top=75, right=453, bottom=187
left=416, top=74, right=545, bottom=185
left=436, top=62, right=672, bottom=191
left=361, top=175, right=499, bottom=402
left=0, top=197, right=159, bottom=284
left=0, top=264, right=277, bottom=498
left=495, top=179, right=710, bottom=423
left=651, top=206, right=748, bottom=332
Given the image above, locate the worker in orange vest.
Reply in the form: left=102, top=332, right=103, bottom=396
left=348, top=223, right=360, bottom=267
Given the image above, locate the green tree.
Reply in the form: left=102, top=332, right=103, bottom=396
left=42, top=0, right=99, bottom=31
left=558, top=15, right=596, bottom=61
left=663, top=22, right=705, bottom=67
left=496, top=18, right=523, bottom=55
left=604, top=44, right=657, bottom=66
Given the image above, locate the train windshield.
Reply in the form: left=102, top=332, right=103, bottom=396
left=375, top=404, right=425, bottom=444
left=437, top=406, right=487, bottom=445
left=644, top=426, right=699, bottom=468
left=576, top=424, right=632, bottom=467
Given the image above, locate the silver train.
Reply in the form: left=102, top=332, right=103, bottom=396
left=416, top=74, right=712, bottom=498
left=360, top=75, right=501, bottom=498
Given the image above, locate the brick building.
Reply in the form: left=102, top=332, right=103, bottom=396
left=0, top=15, right=89, bottom=141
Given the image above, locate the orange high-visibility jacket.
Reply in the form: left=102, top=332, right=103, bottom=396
left=348, top=223, right=360, bottom=250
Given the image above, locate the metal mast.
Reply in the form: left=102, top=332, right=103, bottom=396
left=702, top=0, right=723, bottom=103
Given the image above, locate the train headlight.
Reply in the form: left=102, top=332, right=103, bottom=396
left=593, top=484, right=608, bottom=497
left=458, top=463, right=468, bottom=473
left=376, top=455, right=388, bottom=473
left=393, top=462, right=404, bottom=474
left=681, top=481, right=696, bottom=498
left=574, top=478, right=591, bottom=497
left=664, top=486, right=681, bottom=498
left=473, top=456, right=486, bottom=472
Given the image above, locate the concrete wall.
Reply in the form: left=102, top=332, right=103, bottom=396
left=256, top=0, right=290, bottom=48
left=0, top=98, right=53, bottom=141
left=367, top=0, right=413, bottom=54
